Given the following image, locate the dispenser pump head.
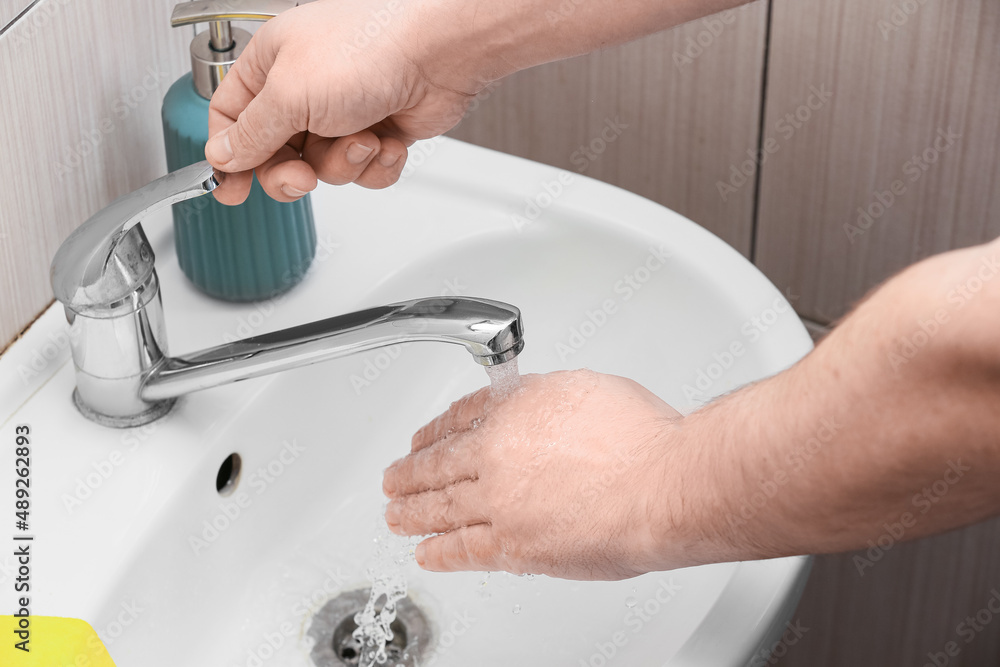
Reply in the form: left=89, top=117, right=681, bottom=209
left=170, top=0, right=299, bottom=99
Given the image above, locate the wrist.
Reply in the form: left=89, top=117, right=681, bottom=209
left=647, top=377, right=802, bottom=570
left=643, top=412, right=748, bottom=570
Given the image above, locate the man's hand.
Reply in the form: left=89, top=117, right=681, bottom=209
left=384, top=239, right=1000, bottom=580
left=382, top=370, right=722, bottom=580
left=205, top=0, right=483, bottom=204
left=205, top=0, right=753, bottom=205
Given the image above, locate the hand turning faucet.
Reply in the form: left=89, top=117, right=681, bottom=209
left=50, top=162, right=524, bottom=428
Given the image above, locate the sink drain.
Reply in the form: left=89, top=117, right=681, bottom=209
left=307, top=589, right=431, bottom=667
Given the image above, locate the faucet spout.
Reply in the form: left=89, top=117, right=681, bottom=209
left=141, top=297, right=523, bottom=402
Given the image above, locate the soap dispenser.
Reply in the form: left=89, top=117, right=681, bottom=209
left=162, top=0, right=316, bottom=302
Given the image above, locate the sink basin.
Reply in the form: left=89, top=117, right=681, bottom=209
left=0, top=138, right=812, bottom=666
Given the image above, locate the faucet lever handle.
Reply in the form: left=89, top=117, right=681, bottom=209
left=170, top=0, right=300, bottom=27
left=51, top=161, right=222, bottom=312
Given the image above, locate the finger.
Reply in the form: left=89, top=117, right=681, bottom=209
left=206, top=25, right=277, bottom=140
left=256, top=144, right=318, bottom=202
left=302, top=130, right=381, bottom=186
left=211, top=169, right=254, bottom=205
left=411, top=387, right=491, bottom=453
left=205, top=34, right=286, bottom=203
left=415, top=524, right=501, bottom=572
left=385, top=480, right=489, bottom=536
left=208, top=83, right=300, bottom=175
left=383, top=435, right=479, bottom=498
left=206, top=26, right=294, bottom=173
left=354, top=136, right=408, bottom=189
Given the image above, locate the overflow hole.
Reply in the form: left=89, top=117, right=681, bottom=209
left=216, top=453, right=241, bottom=496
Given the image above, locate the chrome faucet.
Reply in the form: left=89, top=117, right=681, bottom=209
left=50, top=161, right=524, bottom=428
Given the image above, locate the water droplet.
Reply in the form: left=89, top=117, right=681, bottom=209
left=625, top=596, right=638, bottom=609
left=512, top=604, right=521, bottom=614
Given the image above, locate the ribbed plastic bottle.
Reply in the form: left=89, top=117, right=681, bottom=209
left=162, top=0, right=316, bottom=302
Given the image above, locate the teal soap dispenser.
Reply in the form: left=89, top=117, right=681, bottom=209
left=162, top=0, right=316, bottom=302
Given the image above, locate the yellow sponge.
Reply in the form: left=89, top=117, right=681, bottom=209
left=0, top=616, right=115, bottom=666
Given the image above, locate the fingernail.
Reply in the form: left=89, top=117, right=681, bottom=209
left=281, top=184, right=308, bottom=198
left=379, top=152, right=400, bottom=168
left=208, top=132, right=234, bottom=165
left=347, top=142, right=375, bottom=165
left=415, top=542, right=426, bottom=565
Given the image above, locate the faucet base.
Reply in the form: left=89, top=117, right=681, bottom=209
left=72, top=389, right=175, bottom=428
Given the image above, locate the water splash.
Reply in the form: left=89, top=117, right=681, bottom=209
left=352, top=519, right=419, bottom=666
left=484, top=357, right=521, bottom=400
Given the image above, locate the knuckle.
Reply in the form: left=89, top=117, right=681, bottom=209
left=442, top=491, right=459, bottom=523
left=229, top=116, right=262, bottom=158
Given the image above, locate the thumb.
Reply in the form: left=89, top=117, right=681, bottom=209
left=206, top=81, right=297, bottom=172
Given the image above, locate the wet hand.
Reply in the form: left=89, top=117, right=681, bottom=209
left=382, top=370, right=700, bottom=580
left=205, top=0, right=484, bottom=204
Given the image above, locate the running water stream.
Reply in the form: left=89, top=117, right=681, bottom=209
left=352, top=357, right=523, bottom=666
left=484, top=357, right=522, bottom=399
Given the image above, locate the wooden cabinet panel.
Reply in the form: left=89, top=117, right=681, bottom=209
left=449, top=1, right=770, bottom=257
left=780, top=518, right=1000, bottom=666
left=755, top=0, right=1000, bottom=324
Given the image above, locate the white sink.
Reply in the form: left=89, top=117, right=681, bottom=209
left=0, top=138, right=812, bottom=666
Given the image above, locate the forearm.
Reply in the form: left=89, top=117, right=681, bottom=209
left=418, top=0, right=752, bottom=87
left=671, top=238, right=1000, bottom=564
